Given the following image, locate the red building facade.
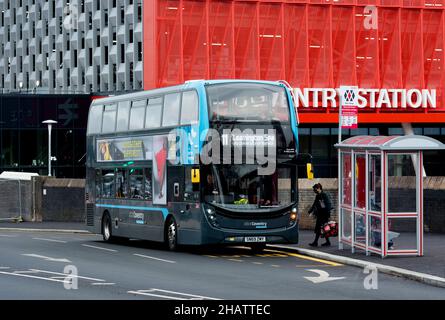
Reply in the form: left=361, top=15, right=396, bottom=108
left=144, top=0, right=445, bottom=124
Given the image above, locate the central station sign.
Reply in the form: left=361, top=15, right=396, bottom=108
left=293, top=88, right=437, bottom=109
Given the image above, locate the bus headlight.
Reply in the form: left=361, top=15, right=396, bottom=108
left=205, top=207, right=219, bottom=227
left=289, top=207, right=298, bottom=227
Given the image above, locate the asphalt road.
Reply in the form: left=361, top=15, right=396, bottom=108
left=0, top=230, right=444, bottom=300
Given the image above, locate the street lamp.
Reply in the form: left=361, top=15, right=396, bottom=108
left=42, top=120, right=58, bottom=177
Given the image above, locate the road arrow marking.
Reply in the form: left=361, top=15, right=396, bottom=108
left=304, top=269, right=346, bottom=284
left=22, top=254, right=72, bottom=263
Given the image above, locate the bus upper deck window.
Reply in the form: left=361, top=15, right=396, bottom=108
left=129, top=100, right=147, bottom=130
left=87, top=105, right=103, bottom=135
left=145, top=98, right=163, bottom=129
left=162, top=93, right=180, bottom=127
left=102, top=104, right=117, bottom=133
left=116, top=101, right=130, bottom=131
left=180, top=91, right=198, bottom=125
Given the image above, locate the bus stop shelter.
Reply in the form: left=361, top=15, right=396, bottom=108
left=335, top=135, right=445, bottom=258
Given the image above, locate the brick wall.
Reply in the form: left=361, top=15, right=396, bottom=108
left=298, top=177, right=445, bottom=233
left=298, top=179, right=338, bottom=231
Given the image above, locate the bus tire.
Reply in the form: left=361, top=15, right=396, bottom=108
left=102, top=213, right=116, bottom=243
left=250, top=244, right=266, bottom=253
left=165, top=217, right=178, bottom=251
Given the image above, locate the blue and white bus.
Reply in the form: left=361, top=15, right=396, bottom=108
left=85, top=80, right=299, bottom=251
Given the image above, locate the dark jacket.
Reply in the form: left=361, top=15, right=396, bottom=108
left=309, top=191, right=332, bottom=234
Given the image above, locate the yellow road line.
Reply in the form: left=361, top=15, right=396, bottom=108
left=264, top=249, right=342, bottom=267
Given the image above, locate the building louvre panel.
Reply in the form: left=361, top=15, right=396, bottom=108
left=0, top=0, right=142, bottom=94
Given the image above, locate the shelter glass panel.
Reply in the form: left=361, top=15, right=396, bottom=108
left=341, top=153, right=352, bottom=206
left=354, top=212, right=366, bottom=246
left=368, top=154, right=382, bottom=213
left=342, top=208, right=352, bottom=242
left=354, top=154, right=366, bottom=209
left=388, top=217, right=417, bottom=252
left=368, top=215, right=383, bottom=250
left=388, top=154, right=417, bottom=213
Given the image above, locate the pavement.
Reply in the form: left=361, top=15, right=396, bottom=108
left=1, top=221, right=445, bottom=290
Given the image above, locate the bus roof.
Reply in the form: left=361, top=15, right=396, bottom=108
left=91, top=79, right=285, bottom=106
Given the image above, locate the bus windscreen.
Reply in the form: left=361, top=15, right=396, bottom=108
left=206, top=83, right=290, bottom=123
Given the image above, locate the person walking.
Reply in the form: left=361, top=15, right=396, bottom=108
left=308, top=183, right=332, bottom=247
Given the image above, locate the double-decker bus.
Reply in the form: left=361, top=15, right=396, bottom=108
left=85, top=80, right=299, bottom=251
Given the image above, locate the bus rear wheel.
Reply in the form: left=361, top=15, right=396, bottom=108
left=166, top=217, right=178, bottom=251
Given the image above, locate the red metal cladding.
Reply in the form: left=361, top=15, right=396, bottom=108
left=144, top=0, right=445, bottom=123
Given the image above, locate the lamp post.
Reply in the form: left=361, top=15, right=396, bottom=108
left=42, top=120, right=58, bottom=176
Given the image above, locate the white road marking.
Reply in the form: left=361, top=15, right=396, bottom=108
left=33, top=237, right=67, bottom=243
left=304, top=269, right=346, bottom=284
left=82, top=244, right=118, bottom=252
left=128, top=288, right=220, bottom=300
left=133, top=253, right=176, bottom=264
left=30, top=269, right=105, bottom=282
left=12, top=270, right=38, bottom=274
left=228, top=259, right=243, bottom=262
left=22, top=254, right=71, bottom=263
left=0, top=270, right=70, bottom=284
left=0, top=267, right=10, bottom=269
left=91, top=282, right=115, bottom=286
left=0, top=234, right=18, bottom=237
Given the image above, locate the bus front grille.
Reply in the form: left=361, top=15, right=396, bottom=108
left=86, top=203, right=94, bottom=226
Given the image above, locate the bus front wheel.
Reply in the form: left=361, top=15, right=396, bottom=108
left=165, top=217, right=178, bottom=251
left=102, top=213, right=115, bottom=242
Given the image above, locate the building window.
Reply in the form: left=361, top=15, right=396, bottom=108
left=138, top=42, right=142, bottom=61
left=129, top=26, right=133, bottom=43
left=121, top=44, right=125, bottom=63
left=105, top=46, right=108, bottom=65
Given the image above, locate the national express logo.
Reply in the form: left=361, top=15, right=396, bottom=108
left=343, top=89, right=356, bottom=105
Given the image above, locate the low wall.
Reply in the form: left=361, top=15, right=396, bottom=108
left=298, top=177, right=445, bottom=233
left=33, top=177, right=85, bottom=222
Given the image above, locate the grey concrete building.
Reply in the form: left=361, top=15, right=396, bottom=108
left=0, top=0, right=143, bottom=94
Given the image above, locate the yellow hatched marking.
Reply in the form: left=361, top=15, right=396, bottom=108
left=264, top=249, right=342, bottom=267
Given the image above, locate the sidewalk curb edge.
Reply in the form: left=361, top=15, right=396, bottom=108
left=271, top=244, right=445, bottom=289
left=0, top=227, right=90, bottom=234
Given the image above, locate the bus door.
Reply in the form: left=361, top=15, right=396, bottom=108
left=167, top=166, right=200, bottom=233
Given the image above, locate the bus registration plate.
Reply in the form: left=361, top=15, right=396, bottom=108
left=245, top=236, right=266, bottom=243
